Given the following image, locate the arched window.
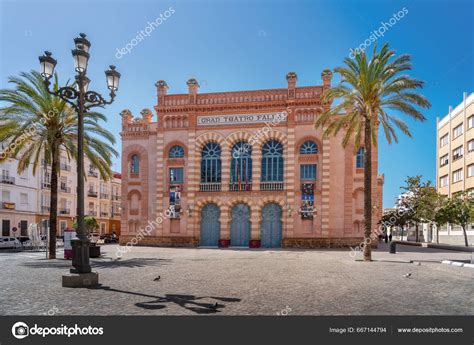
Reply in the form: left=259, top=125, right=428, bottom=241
left=356, top=148, right=365, bottom=168
left=131, top=154, right=140, bottom=173
left=201, top=142, right=221, bottom=183
left=169, top=145, right=184, bottom=158
left=231, top=141, right=252, bottom=189
left=300, top=140, right=318, bottom=154
left=261, top=140, right=284, bottom=182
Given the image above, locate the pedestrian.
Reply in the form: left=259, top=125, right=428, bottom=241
left=389, top=233, right=393, bottom=242
left=384, top=233, right=388, bottom=243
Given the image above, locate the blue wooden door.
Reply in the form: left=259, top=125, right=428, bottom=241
left=200, top=203, right=220, bottom=246
left=230, top=204, right=251, bottom=247
left=261, top=203, right=282, bottom=248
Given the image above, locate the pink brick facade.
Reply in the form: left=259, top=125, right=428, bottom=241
left=119, top=71, right=384, bottom=248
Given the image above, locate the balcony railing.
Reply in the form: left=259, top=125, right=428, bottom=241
left=113, top=211, right=121, bottom=217
left=88, top=210, right=97, bottom=216
left=100, top=212, right=109, bottom=217
left=100, top=193, right=109, bottom=199
left=0, top=176, right=15, bottom=184
left=260, top=182, right=284, bottom=191
left=88, top=190, right=98, bottom=197
left=60, top=163, right=71, bottom=171
left=229, top=182, right=252, bottom=191
left=59, top=208, right=70, bottom=215
left=111, top=194, right=121, bottom=201
left=199, top=182, right=221, bottom=192
left=41, top=206, right=50, bottom=213
left=42, top=182, right=51, bottom=189
left=60, top=186, right=71, bottom=193
left=88, top=170, right=99, bottom=177
left=2, top=202, right=15, bottom=210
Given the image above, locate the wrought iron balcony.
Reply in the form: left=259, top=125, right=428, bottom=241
left=41, top=205, right=50, bottom=213
left=111, top=194, right=121, bottom=200
left=88, top=170, right=99, bottom=177
left=199, top=182, right=221, bottom=192
left=60, top=163, right=71, bottom=171
left=59, top=208, right=70, bottom=215
left=0, top=176, right=15, bottom=184
left=60, top=186, right=71, bottom=193
left=100, top=211, right=109, bottom=217
left=88, top=190, right=98, bottom=197
left=229, top=182, right=252, bottom=191
left=260, top=182, right=284, bottom=191
left=100, top=193, right=109, bottom=199
left=41, top=181, right=51, bottom=189
left=88, top=210, right=97, bottom=216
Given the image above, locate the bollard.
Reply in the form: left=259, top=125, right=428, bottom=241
left=389, top=241, right=396, bottom=254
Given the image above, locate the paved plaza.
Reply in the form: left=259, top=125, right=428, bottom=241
left=1, top=244, right=473, bottom=316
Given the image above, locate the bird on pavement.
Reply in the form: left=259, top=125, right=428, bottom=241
left=403, top=273, right=412, bottom=278
left=153, top=276, right=161, bottom=281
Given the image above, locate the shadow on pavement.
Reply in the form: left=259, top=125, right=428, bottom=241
left=21, top=258, right=169, bottom=269
left=88, top=285, right=241, bottom=314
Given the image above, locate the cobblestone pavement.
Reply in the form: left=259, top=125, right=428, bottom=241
left=1, top=243, right=473, bottom=315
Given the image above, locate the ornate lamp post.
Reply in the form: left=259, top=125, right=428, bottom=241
left=39, top=33, right=120, bottom=286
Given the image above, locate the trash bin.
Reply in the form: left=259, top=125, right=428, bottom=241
left=389, top=241, right=396, bottom=254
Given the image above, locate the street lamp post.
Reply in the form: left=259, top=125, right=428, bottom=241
left=39, top=33, right=120, bottom=285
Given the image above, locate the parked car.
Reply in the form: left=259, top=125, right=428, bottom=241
left=17, top=236, right=31, bottom=244
left=0, top=237, right=21, bottom=249
left=101, top=234, right=118, bottom=244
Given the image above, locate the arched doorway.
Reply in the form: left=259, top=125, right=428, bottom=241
left=200, top=203, right=220, bottom=246
left=261, top=203, right=282, bottom=248
left=230, top=204, right=251, bottom=247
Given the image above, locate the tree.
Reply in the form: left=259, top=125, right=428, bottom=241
left=0, top=71, right=117, bottom=258
left=381, top=208, right=410, bottom=240
left=400, top=176, right=437, bottom=242
left=73, top=216, right=99, bottom=235
left=433, top=195, right=450, bottom=244
left=315, top=44, right=431, bottom=261
left=446, top=192, right=473, bottom=247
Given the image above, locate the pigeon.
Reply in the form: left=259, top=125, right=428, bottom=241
left=416, top=262, right=421, bottom=266
left=153, top=276, right=161, bottom=281
left=403, top=273, right=412, bottom=278
left=210, top=303, right=218, bottom=310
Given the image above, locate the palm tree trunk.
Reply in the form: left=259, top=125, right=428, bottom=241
left=436, top=224, right=439, bottom=244
left=48, top=144, right=59, bottom=259
left=461, top=225, right=469, bottom=247
left=415, top=223, right=419, bottom=242
left=363, top=119, right=372, bottom=261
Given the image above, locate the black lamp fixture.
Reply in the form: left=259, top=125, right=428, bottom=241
left=38, top=33, right=120, bottom=281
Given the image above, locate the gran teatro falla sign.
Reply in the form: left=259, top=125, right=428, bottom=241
left=197, top=112, right=287, bottom=126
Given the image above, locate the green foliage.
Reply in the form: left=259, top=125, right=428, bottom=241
left=0, top=70, right=118, bottom=179
left=315, top=43, right=431, bottom=150
left=314, top=44, right=430, bottom=259
left=73, top=216, right=99, bottom=235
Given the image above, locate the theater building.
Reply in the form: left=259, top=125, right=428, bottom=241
left=119, top=70, right=384, bottom=248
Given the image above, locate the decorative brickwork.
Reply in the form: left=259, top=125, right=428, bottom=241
left=120, top=71, right=384, bottom=248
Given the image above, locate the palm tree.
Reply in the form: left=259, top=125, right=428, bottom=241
left=315, top=44, right=431, bottom=261
left=0, top=71, right=117, bottom=259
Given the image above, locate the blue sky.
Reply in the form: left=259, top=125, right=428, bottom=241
left=1, top=0, right=473, bottom=207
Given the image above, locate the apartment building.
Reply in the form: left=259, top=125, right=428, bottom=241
left=0, top=155, right=38, bottom=237
left=436, top=91, right=474, bottom=244
left=0, top=152, right=121, bottom=237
